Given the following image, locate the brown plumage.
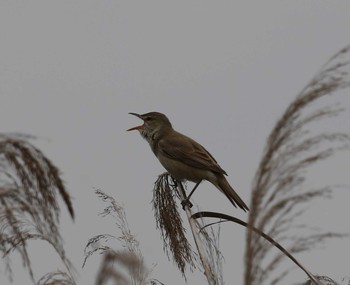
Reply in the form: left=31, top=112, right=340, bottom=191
left=127, top=112, right=249, bottom=212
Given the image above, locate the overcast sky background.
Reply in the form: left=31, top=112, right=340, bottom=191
left=1, top=1, right=350, bottom=285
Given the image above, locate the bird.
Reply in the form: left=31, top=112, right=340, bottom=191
left=127, top=112, right=249, bottom=212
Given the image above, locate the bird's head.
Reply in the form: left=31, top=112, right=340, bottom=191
left=127, top=112, right=172, bottom=141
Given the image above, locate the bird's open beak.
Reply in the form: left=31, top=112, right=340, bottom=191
left=127, top=113, right=144, bottom=131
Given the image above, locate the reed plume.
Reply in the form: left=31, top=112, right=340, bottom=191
left=245, top=46, right=350, bottom=285
left=0, top=134, right=75, bottom=283
left=83, top=189, right=158, bottom=285
left=37, top=271, right=76, bottom=285
left=153, top=173, right=223, bottom=284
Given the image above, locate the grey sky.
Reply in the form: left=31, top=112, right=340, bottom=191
left=1, top=1, right=350, bottom=284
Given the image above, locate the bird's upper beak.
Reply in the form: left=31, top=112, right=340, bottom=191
left=127, top=113, right=144, bottom=131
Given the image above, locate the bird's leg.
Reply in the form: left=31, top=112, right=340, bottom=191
left=174, top=180, right=192, bottom=210
left=187, top=180, right=202, bottom=201
left=180, top=180, right=202, bottom=210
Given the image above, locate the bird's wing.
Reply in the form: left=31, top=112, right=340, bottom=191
left=158, top=132, right=227, bottom=175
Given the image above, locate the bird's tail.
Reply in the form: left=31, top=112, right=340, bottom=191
left=215, top=175, right=249, bottom=212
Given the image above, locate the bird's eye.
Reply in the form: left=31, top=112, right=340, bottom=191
left=144, top=116, right=153, bottom=121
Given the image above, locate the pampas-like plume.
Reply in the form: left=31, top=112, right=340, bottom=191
left=83, top=189, right=156, bottom=285
left=197, top=217, right=224, bottom=285
left=245, top=46, right=350, bottom=285
left=0, top=134, right=75, bottom=283
left=152, top=173, right=196, bottom=277
left=153, top=173, right=224, bottom=284
left=37, top=271, right=76, bottom=285
left=300, top=276, right=339, bottom=285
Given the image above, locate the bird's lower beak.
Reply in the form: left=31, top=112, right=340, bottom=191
left=127, top=112, right=144, bottom=131
left=127, top=125, right=143, bottom=131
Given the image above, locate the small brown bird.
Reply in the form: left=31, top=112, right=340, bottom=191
left=127, top=112, right=249, bottom=212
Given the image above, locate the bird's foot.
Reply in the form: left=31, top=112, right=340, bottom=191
left=181, top=198, right=193, bottom=210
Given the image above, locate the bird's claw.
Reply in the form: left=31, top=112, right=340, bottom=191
left=181, top=199, right=193, bottom=210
